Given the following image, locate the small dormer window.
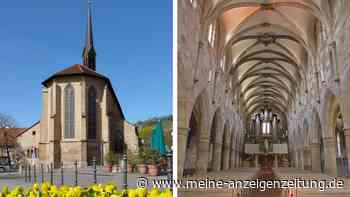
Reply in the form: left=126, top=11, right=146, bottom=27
left=32, top=131, right=36, bottom=136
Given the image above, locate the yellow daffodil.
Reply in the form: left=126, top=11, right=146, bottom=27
left=1, top=182, right=172, bottom=197
left=105, top=184, right=116, bottom=194
left=128, top=189, right=138, bottom=197
left=136, top=188, right=147, bottom=197
left=160, top=189, right=172, bottom=197
left=148, top=187, right=160, bottom=197
left=1, top=186, right=9, bottom=194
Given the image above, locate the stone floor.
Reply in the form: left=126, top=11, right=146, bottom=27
left=185, top=168, right=260, bottom=180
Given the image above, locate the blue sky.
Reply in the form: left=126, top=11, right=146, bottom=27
left=0, top=1, right=172, bottom=127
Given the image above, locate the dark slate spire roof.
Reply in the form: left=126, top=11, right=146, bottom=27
left=82, top=0, right=96, bottom=70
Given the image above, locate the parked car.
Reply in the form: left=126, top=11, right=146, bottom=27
left=0, top=156, right=11, bottom=172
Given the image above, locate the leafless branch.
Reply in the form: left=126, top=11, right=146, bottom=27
left=0, top=112, right=18, bottom=128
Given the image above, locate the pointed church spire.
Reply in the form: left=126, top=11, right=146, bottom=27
left=82, top=0, right=96, bottom=70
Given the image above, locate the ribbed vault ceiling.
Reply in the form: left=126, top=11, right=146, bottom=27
left=206, top=0, right=330, bottom=124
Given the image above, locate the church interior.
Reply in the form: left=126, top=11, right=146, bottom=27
left=178, top=0, right=350, bottom=196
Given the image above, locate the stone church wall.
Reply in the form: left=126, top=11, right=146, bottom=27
left=178, top=0, right=245, bottom=176
left=124, top=121, right=139, bottom=153
left=24, top=74, right=133, bottom=167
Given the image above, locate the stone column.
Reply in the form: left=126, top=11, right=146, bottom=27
left=237, top=151, right=241, bottom=167
left=235, top=150, right=239, bottom=168
left=303, top=148, right=312, bottom=170
left=230, top=149, right=236, bottom=169
left=274, top=155, right=278, bottom=168
left=178, top=127, right=189, bottom=178
left=208, top=143, right=213, bottom=169
left=309, top=143, right=321, bottom=172
left=299, top=150, right=304, bottom=170
left=101, top=86, right=110, bottom=152
left=212, top=142, right=222, bottom=171
left=323, top=137, right=338, bottom=176
left=255, top=154, right=259, bottom=168
left=80, top=81, right=88, bottom=167
left=196, top=138, right=210, bottom=174
left=289, top=151, right=294, bottom=167
left=295, top=151, right=299, bottom=169
left=222, top=143, right=230, bottom=170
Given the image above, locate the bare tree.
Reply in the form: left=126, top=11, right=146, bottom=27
left=0, top=112, right=18, bottom=128
left=0, top=113, right=18, bottom=168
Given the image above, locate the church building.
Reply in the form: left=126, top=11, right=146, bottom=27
left=16, top=3, right=139, bottom=167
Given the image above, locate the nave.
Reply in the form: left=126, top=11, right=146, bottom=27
left=178, top=0, right=350, bottom=196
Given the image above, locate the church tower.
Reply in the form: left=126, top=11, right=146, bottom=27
left=38, top=1, right=132, bottom=168
left=82, top=0, right=96, bottom=70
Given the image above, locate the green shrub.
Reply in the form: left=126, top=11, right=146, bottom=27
left=104, top=151, right=119, bottom=165
left=144, top=147, right=160, bottom=165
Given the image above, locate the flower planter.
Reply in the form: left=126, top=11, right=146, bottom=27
left=118, top=164, right=133, bottom=173
left=112, top=165, right=119, bottom=173
left=137, top=164, right=148, bottom=174
left=147, top=164, right=159, bottom=176
left=104, top=164, right=113, bottom=172
left=127, top=164, right=133, bottom=173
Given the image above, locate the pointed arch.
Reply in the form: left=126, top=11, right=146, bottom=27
left=64, top=83, right=75, bottom=138
left=88, top=86, right=97, bottom=139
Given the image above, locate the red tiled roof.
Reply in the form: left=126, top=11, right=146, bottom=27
left=15, top=121, right=40, bottom=137
left=0, top=128, right=26, bottom=145
left=42, top=64, right=106, bottom=85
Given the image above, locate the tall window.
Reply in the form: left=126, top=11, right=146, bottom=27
left=189, top=0, right=197, bottom=8
left=88, top=87, right=97, bottom=139
left=64, top=84, right=75, bottom=138
left=115, top=129, right=124, bottom=153
left=208, top=23, right=216, bottom=47
left=220, top=56, right=226, bottom=72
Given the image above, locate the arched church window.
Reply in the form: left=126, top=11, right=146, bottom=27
left=88, top=86, right=97, bottom=139
left=328, top=0, right=341, bottom=19
left=64, top=84, right=75, bottom=138
left=115, top=129, right=124, bottom=153
left=220, top=56, right=226, bottom=72
left=208, top=69, right=213, bottom=83
left=335, top=112, right=349, bottom=176
left=208, top=24, right=213, bottom=43
left=189, top=0, right=197, bottom=8
left=208, top=23, right=216, bottom=47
